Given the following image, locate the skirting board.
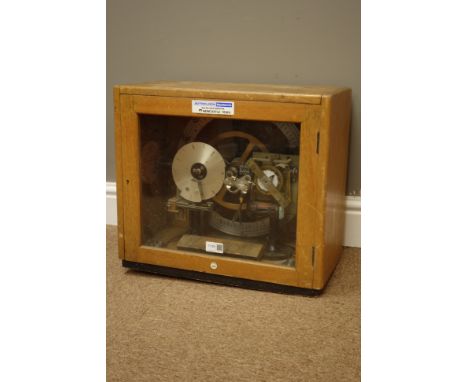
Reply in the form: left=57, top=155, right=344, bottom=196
left=106, top=182, right=361, bottom=248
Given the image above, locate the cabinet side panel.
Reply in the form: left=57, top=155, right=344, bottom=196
left=114, top=86, right=125, bottom=259
left=319, top=90, right=352, bottom=288
left=295, top=107, right=324, bottom=288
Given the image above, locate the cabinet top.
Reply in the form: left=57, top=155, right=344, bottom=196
left=115, top=81, right=350, bottom=105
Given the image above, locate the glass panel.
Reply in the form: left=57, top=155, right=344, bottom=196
left=139, top=115, right=300, bottom=267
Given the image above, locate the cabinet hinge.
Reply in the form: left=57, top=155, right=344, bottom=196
left=316, top=132, right=320, bottom=154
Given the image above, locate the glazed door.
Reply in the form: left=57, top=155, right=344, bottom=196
left=118, top=94, right=324, bottom=289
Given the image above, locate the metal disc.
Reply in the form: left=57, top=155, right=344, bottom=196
left=172, top=142, right=226, bottom=202
left=209, top=210, right=270, bottom=237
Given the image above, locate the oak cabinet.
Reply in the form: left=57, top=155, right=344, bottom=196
left=114, top=81, right=351, bottom=295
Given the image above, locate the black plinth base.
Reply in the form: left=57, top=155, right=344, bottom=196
left=122, top=260, right=321, bottom=297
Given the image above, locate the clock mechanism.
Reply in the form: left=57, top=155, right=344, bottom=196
left=140, top=117, right=300, bottom=266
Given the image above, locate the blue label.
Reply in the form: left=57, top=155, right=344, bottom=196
left=192, top=99, right=235, bottom=115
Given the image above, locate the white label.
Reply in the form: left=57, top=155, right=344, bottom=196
left=192, top=100, right=234, bottom=115
left=210, top=262, right=218, bottom=270
left=206, top=241, right=224, bottom=254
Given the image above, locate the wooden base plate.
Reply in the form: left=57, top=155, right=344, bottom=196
left=177, top=234, right=264, bottom=259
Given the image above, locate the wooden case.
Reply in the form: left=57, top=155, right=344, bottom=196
left=114, top=81, right=351, bottom=295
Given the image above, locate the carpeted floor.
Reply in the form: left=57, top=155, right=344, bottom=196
left=107, top=225, right=360, bottom=381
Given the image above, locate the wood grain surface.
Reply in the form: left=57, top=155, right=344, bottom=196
left=118, top=81, right=349, bottom=104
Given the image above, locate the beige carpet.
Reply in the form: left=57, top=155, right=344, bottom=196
left=107, top=225, right=360, bottom=381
